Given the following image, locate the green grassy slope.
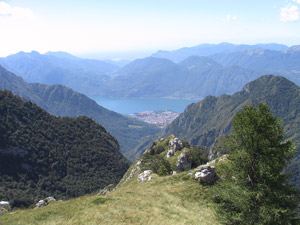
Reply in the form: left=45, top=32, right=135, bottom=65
left=0, top=171, right=219, bottom=225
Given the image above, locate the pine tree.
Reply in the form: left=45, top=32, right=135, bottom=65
left=213, top=103, right=299, bottom=225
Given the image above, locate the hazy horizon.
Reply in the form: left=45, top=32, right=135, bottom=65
left=1, top=0, right=300, bottom=58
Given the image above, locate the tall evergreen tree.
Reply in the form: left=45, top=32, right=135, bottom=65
left=213, top=103, right=299, bottom=225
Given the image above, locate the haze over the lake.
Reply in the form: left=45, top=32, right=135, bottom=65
left=0, top=0, right=300, bottom=59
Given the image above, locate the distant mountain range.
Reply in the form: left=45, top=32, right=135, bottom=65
left=0, top=90, right=130, bottom=205
left=105, top=56, right=263, bottom=99
left=0, top=65, right=160, bottom=159
left=209, top=45, right=300, bottom=72
left=152, top=42, right=289, bottom=62
left=0, top=51, right=118, bottom=97
left=1, top=43, right=299, bottom=99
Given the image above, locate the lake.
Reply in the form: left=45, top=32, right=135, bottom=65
left=92, top=97, right=200, bottom=114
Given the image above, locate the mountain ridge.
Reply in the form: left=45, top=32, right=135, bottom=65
left=0, top=65, right=161, bottom=159
left=152, top=42, right=289, bottom=62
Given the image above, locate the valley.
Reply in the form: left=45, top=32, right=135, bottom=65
left=1, top=42, right=300, bottom=224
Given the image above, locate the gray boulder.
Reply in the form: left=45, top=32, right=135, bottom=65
left=0, top=206, right=8, bottom=215
left=36, top=200, right=47, bottom=208
left=35, top=197, right=57, bottom=208
left=137, top=170, right=153, bottom=182
left=176, top=151, right=191, bottom=171
left=167, top=138, right=183, bottom=157
left=44, top=196, right=56, bottom=204
left=195, top=165, right=217, bottom=185
left=98, top=184, right=115, bottom=195
left=0, top=201, right=10, bottom=209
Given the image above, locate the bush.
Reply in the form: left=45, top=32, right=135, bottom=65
left=157, top=165, right=169, bottom=176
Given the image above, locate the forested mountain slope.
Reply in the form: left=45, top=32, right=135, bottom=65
left=0, top=90, right=130, bottom=206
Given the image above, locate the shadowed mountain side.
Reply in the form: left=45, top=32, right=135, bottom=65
left=0, top=90, right=130, bottom=204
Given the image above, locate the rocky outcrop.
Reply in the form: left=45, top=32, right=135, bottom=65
left=167, top=138, right=183, bottom=157
left=0, top=201, right=10, bottom=208
left=36, top=196, right=56, bottom=208
left=0, top=206, right=8, bottom=215
left=36, top=200, right=47, bottom=208
left=44, top=196, right=56, bottom=203
left=0, top=201, right=10, bottom=215
left=98, top=184, right=115, bottom=195
left=195, top=165, right=217, bottom=185
left=176, top=150, right=191, bottom=171
left=137, top=170, right=153, bottom=182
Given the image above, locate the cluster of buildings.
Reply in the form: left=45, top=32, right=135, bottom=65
left=131, top=110, right=180, bottom=128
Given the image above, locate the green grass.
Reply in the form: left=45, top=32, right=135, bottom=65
left=0, top=171, right=219, bottom=225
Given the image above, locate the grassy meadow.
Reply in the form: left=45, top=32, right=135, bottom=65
left=0, top=171, right=219, bottom=225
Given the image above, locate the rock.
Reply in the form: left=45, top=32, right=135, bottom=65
left=187, top=172, right=194, bottom=176
left=195, top=165, right=217, bottom=185
left=98, top=184, right=115, bottom=195
left=44, top=196, right=56, bottom=204
left=176, top=151, right=191, bottom=171
left=0, top=206, right=8, bottom=215
left=137, top=170, right=153, bottom=182
left=172, top=171, right=177, bottom=175
left=36, top=200, right=47, bottom=208
left=0, top=201, right=10, bottom=209
left=167, top=137, right=183, bottom=157
left=136, top=160, right=142, bottom=166
left=206, top=159, right=216, bottom=166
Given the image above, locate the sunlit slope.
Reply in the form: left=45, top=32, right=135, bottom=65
left=0, top=172, right=219, bottom=225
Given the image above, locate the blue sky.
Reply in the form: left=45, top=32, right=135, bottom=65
left=0, top=0, right=299, bottom=59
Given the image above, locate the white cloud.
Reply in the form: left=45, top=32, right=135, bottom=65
left=293, top=0, right=300, bottom=4
left=0, top=2, right=35, bottom=19
left=226, top=14, right=238, bottom=21
left=280, top=5, right=299, bottom=22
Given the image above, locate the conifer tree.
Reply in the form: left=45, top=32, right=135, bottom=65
left=213, top=103, right=299, bottom=225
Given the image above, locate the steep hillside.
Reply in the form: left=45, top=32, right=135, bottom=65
left=0, top=170, right=219, bottom=225
left=152, top=42, right=288, bottom=62
left=0, top=65, right=161, bottom=159
left=127, top=75, right=300, bottom=160
left=0, top=51, right=118, bottom=97
left=164, top=75, right=300, bottom=148
left=163, top=75, right=300, bottom=186
left=0, top=90, right=130, bottom=205
left=0, top=133, right=217, bottom=224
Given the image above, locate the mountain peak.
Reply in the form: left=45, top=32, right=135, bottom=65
left=283, top=45, right=300, bottom=53
left=45, top=51, right=80, bottom=60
